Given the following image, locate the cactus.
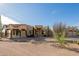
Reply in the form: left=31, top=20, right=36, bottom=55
left=53, top=22, right=66, bottom=46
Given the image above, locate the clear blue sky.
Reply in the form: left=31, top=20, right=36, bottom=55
left=0, top=3, right=79, bottom=27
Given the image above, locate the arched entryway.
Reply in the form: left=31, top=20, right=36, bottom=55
left=21, top=29, right=27, bottom=38
left=11, top=29, right=21, bottom=38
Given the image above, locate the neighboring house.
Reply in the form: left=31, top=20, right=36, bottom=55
left=66, top=26, right=78, bottom=37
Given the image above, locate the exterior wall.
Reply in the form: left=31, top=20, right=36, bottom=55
left=43, top=26, right=53, bottom=37
left=26, top=26, right=33, bottom=37
left=34, top=25, right=43, bottom=37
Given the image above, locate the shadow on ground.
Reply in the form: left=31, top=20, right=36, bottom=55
left=10, top=37, right=47, bottom=42
left=51, top=43, right=79, bottom=53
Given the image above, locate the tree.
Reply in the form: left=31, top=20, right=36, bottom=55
left=0, top=16, right=2, bottom=38
left=53, top=22, right=66, bottom=47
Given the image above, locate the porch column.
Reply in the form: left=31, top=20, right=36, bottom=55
left=11, top=29, right=14, bottom=39
left=11, top=29, right=16, bottom=38
left=10, top=29, right=12, bottom=39
left=8, top=30, right=12, bottom=38
left=19, top=29, right=21, bottom=38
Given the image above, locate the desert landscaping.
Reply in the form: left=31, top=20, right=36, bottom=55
left=0, top=38, right=78, bottom=56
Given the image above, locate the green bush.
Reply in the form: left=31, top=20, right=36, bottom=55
left=76, top=41, right=79, bottom=45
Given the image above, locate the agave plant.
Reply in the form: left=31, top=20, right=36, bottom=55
left=53, top=22, right=66, bottom=46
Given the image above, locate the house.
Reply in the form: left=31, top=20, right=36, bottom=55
left=2, top=24, right=53, bottom=39
left=0, top=15, right=53, bottom=39
left=3, top=24, right=34, bottom=39
left=66, top=26, right=78, bottom=37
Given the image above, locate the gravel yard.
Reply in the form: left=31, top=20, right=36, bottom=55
left=0, top=38, right=79, bottom=56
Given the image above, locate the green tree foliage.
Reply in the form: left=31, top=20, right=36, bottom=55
left=0, top=16, right=2, bottom=38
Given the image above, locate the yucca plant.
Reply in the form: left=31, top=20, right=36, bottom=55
left=53, top=22, right=66, bottom=47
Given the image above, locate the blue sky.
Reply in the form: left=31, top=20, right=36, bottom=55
left=0, top=3, right=79, bottom=27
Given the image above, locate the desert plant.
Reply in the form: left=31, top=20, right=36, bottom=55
left=53, top=22, right=66, bottom=46
left=0, top=17, right=2, bottom=38
left=75, top=29, right=79, bottom=36
left=75, top=41, right=79, bottom=45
